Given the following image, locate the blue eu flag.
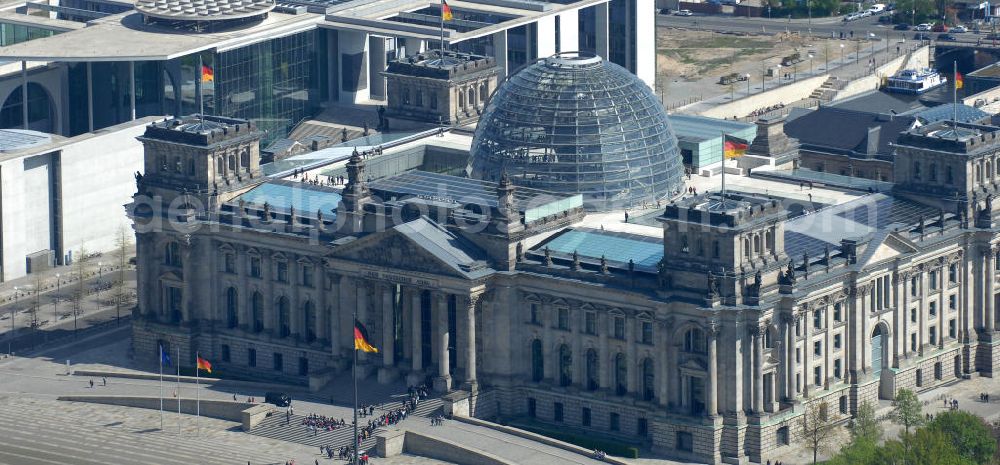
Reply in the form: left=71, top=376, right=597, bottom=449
left=160, top=345, right=172, bottom=367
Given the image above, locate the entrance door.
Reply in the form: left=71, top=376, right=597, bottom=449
left=871, top=330, right=883, bottom=377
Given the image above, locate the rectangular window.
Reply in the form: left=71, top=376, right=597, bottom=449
left=221, top=344, right=231, bottom=362
left=929, top=326, right=937, bottom=345
left=613, top=316, right=625, bottom=339
left=557, top=308, right=569, bottom=330
left=302, top=265, right=314, bottom=288
left=676, top=432, right=693, bottom=452
left=429, top=92, right=437, bottom=110
left=609, top=412, right=620, bottom=431
left=554, top=402, right=564, bottom=422
left=930, top=271, right=938, bottom=290
left=813, top=310, right=823, bottom=329
left=929, top=301, right=937, bottom=316
left=796, top=347, right=801, bottom=363
left=276, top=261, right=288, bottom=283
left=641, top=321, right=653, bottom=344
left=637, top=418, right=648, bottom=436
left=949, top=295, right=957, bottom=310
left=273, top=352, right=283, bottom=372
left=834, top=359, right=842, bottom=379
left=585, top=312, right=597, bottom=335
left=949, top=265, right=957, bottom=283
left=814, top=340, right=822, bottom=356
left=911, top=277, right=918, bottom=297
left=796, top=374, right=801, bottom=393
left=911, top=308, right=917, bottom=323
left=248, top=348, right=256, bottom=367
left=530, top=304, right=539, bottom=324
left=949, top=319, right=956, bottom=338
left=582, top=407, right=591, bottom=426
left=814, top=366, right=822, bottom=386
left=299, top=357, right=309, bottom=376
left=833, top=303, right=842, bottom=322
left=834, top=334, right=842, bottom=350
left=249, top=256, right=261, bottom=278
left=795, top=320, right=801, bottom=337
left=911, top=333, right=917, bottom=351
left=224, top=253, right=235, bottom=274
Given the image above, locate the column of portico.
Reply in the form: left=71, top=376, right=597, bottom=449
left=328, top=275, right=341, bottom=357
left=784, top=314, right=797, bottom=401
left=861, top=286, right=871, bottom=371
left=917, top=274, right=925, bottom=355
left=411, top=289, right=423, bottom=373
left=290, top=258, right=302, bottom=340
left=707, top=321, right=719, bottom=417
left=262, top=252, right=274, bottom=334
left=238, top=249, right=251, bottom=331
left=379, top=286, right=396, bottom=382
left=752, top=325, right=764, bottom=413
left=317, top=271, right=329, bottom=344
left=433, top=292, right=452, bottom=392
left=180, top=239, right=194, bottom=323
left=897, top=273, right=907, bottom=362
left=462, top=294, right=479, bottom=390
left=801, top=310, right=811, bottom=397
left=356, top=279, right=370, bottom=363
left=938, top=266, right=947, bottom=348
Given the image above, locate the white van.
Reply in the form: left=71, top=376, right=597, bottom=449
left=868, top=3, right=885, bottom=13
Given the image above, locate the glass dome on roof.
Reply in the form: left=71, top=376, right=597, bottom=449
left=469, top=53, right=684, bottom=211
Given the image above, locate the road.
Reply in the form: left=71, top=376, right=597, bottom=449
left=657, top=11, right=995, bottom=45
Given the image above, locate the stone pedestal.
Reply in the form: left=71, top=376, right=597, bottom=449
left=406, top=371, right=425, bottom=386
left=433, top=375, right=452, bottom=392
left=378, top=366, right=399, bottom=384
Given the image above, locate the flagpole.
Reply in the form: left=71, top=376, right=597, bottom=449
left=721, top=131, right=727, bottom=201
left=198, top=54, right=205, bottom=125
left=196, top=351, right=201, bottom=435
left=439, top=0, right=445, bottom=57
left=159, top=344, right=164, bottom=431
left=177, top=346, right=181, bottom=435
left=353, top=313, right=359, bottom=464
left=953, top=60, right=958, bottom=131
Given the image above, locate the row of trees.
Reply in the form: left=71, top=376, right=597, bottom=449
left=799, top=388, right=1000, bottom=465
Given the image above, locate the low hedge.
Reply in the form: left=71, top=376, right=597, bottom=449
left=506, top=420, right=641, bottom=459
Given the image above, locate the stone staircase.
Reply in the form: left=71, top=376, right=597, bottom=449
left=809, top=76, right=845, bottom=102
left=248, top=396, right=444, bottom=449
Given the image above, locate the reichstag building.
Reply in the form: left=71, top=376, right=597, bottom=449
left=130, top=54, right=1000, bottom=464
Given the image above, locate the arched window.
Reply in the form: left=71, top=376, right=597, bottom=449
left=765, top=327, right=776, bottom=348
left=241, top=148, right=250, bottom=169
left=559, top=344, right=572, bottom=387
left=468, top=88, right=475, bottom=107
left=744, top=238, right=751, bottom=258
left=988, top=161, right=993, bottom=181
left=531, top=339, right=543, bottom=382
left=303, top=300, right=316, bottom=342
left=914, top=161, right=922, bottom=180
left=753, top=235, right=761, bottom=254
left=642, top=357, right=655, bottom=402
left=946, top=166, right=954, bottom=184
left=975, top=164, right=981, bottom=184
left=0, top=82, right=54, bottom=133
left=251, top=291, right=263, bottom=333
left=165, top=242, right=181, bottom=266
left=929, top=163, right=937, bottom=182
left=216, top=156, right=224, bottom=176
left=458, top=91, right=465, bottom=109
left=277, top=297, right=290, bottom=338
left=225, top=287, right=238, bottom=329
left=614, top=353, right=628, bottom=396
left=586, top=349, right=599, bottom=391
left=480, top=83, right=488, bottom=102
left=228, top=155, right=236, bottom=172
left=187, top=158, right=195, bottom=176
left=684, top=328, right=706, bottom=354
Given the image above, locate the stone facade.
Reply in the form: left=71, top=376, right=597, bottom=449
left=383, top=50, right=499, bottom=127
left=130, top=117, right=1000, bottom=464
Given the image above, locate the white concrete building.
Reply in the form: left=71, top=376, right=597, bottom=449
left=0, top=117, right=154, bottom=281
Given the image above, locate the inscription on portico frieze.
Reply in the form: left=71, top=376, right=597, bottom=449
left=360, top=268, right=440, bottom=288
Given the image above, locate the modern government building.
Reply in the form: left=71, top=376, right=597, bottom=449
left=129, top=49, right=1000, bottom=465
left=0, top=0, right=655, bottom=144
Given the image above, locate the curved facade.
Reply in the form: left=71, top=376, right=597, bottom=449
left=469, top=54, right=683, bottom=211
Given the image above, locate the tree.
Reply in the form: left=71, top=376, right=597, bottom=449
left=926, top=411, right=997, bottom=465
left=852, top=401, right=883, bottom=444
left=826, top=437, right=879, bottom=465
left=891, top=388, right=923, bottom=435
left=800, top=400, right=842, bottom=465
left=67, top=247, right=91, bottom=335
left=894, top=0, right=937, bottom=23
left=110, top=225, right=135, bottom=325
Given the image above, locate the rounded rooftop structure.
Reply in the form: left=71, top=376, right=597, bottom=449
left=136, top=0, right=274, bottom=30
left=469, top=53, right=684, bottom=211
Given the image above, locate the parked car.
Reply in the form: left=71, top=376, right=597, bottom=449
left=952, top=25, right=968, bottom=33
left=894, top=23, right=910, bottom=30
left=937, top=33, right=957, bottom=41
left=265, top=392, right=292, bottom=407
left=915, top=23, right=932, bottom=31
left=859, top=10, right=872, bottom=17
left=844, top=13, right=859, bottom=21
left=914, top=32, right=931, bottom=40
left=931, top=23, right=948, bottom=32
left=674, top=9, right=694, bottom=16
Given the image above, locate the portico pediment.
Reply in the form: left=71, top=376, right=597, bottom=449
left=679, top=358, right=708, bottom=372
left=331, top=217, right=494, bottom=280
left=859, top=232, right=918, bottom=267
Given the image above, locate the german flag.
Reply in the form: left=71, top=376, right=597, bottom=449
left=724, top=134, right=749, bottom=159
left=354, top=320, right=379, bottom=353
left=201, top=64, right=214, bottom=83
left=196, top=355, right=212, bottom=374
left=955, top=71, right=964, bottom=90
left=441, top=0, right=453, bottom=21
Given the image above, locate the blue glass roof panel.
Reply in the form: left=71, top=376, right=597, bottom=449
left=540, top=228, right=663, bottom=271
left=237, top=179, right=341, bottom=217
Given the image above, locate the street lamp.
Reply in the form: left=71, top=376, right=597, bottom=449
left=809, top=53, right=815, bottom=74
left=746, top=74, right=752, bottom=95
left=54, top=273, right=60, bottom=324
